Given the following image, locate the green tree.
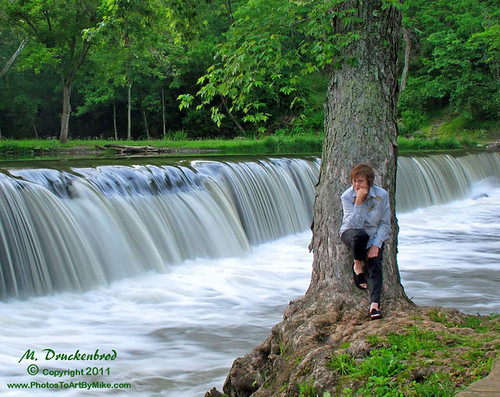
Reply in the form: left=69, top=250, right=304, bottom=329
left=219, top=1, right=412, bottom=395
left=75, top=46, right=126, bottom=139
left=399, top=0, right=500, bottom=131
left=79, top=0, right=214, bottom=140
left=182, top=0, right=337, bottom=135
left=173, top=0, right=241, bottom=138
left=0, top=28, right=59, bottom=139
left=0, top=0, right=104, bottom=143
left=96, top=0, right=166, bottom=140
left=0, top=0, right=213, bottom=141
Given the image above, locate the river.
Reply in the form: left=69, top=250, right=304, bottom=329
left=0, top=152, right=498, bottom=396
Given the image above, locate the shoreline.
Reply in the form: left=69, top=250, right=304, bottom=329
left=206, top=303, right=500, bottom=397
left=1, top=136, right=495, bottom=160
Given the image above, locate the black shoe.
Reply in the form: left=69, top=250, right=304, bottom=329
left=352, top=265, right=368, bottom=290
left=370, top=308, right=382, bottom=320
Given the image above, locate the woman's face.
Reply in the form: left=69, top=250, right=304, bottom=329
left=352, top=174, right=369, bottom=193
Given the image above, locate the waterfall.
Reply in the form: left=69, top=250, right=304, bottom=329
left=396, top=152, right=500, bottom=212
left=0, top=152, right=498, bottom=299
left=0, top=158, right=319, bottom=299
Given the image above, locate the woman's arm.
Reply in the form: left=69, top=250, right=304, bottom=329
left=340, top=190, right=367, bottom=231
left=370, top=190, right=391, bottom=249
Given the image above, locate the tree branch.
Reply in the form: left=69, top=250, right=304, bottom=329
left=220, top=96, right=246, bottom=134
left=0, top=39, right=27, bottom=80
left=65, top=38, right=91, bottom=85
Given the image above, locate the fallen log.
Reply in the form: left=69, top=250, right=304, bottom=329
left=96, top=144, right=169, bottom=155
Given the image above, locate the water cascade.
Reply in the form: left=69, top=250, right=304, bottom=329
left=0, top=158, right=319, bottom=299
left=396, top=152, right=500, bottom=212
left=0, top=152, right=498, bottom=300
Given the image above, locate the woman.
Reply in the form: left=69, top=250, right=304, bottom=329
left=339, top=163, right=391, bottom=320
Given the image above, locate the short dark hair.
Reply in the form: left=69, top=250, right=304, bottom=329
left=350, top=163, right=375, bottom=187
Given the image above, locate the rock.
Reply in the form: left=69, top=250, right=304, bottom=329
left=205, top=387, right=225, bottom=397
left=210, top=301, right=499, bottom=397
left=486, top=141, right=500, bottom=151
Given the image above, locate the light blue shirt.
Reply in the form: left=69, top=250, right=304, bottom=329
left=339, top=185, right=391, bottom=249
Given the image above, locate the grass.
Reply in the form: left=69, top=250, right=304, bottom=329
left=325, top=312, right=500, bottom=397
left=298, top=379, right=317, bottom=397
left=0, top=135, right=324, bottom=158
left=410, top=108, right=500, bottom=145
left=397, top=136, right=479, bottom=151
left=0, top=133, right=486, bottom=159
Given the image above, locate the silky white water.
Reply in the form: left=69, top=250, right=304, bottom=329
left=1, top=186, right=499, bottom=396
left=0, top=153, right=498, bottom=396
left=398, top=184, right=500, bottom=313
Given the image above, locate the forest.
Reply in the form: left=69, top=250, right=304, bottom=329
left=0, top=0, right=498, bottom=143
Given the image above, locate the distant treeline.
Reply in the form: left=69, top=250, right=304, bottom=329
left=0, top=0, right=498, bottom=141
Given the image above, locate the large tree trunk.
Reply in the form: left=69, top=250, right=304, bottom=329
left=307, top=0, right=409, bottom=309
left=217, top=2, right=412, bottom=396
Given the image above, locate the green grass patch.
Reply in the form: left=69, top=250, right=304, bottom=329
left=399, top=105, right=500, bottom=144
left=327, top=317, right=500, bottom=397
left=397, top=136, right=479, bottom=151
left=298, top=379, right=317, bottom=397
left=327, top=353, right=357, bottom=376
left=0, top=133, right=485, bottom=160
left=0, top=135, right=324, bottom=158
left=428, top=308, right=500, bottom=333
left=433, top=115, right=500, bottom=142
left=407, top=108, right=500, bottom=144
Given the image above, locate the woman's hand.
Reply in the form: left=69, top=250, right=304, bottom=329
left=355, top=188, right=369, bottom=205
left=367, top=245, right=379, bottom=259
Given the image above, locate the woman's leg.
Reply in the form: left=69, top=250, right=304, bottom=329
left=341, top=229, right=370, bottom=288
left=341, top=229, right=370, bottom=261
left=366, top=244, right=384, bottom=305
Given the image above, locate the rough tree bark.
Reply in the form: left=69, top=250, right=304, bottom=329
left=211, top=2, right=413, bottom=397
left=307, top=0, right=409, bottom=308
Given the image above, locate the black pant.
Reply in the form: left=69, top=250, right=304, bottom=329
left=341, top=229, right=383, bottom=304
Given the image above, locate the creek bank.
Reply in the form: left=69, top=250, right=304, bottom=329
left=206, top=294, right=499, bottom=397
left=486, top=141, right=500, bottom=151
left=28, top=145, right=220, bottom=157
left=2, top=136, right=496, bottom=159
left=94, top=144, right=220, bottom=155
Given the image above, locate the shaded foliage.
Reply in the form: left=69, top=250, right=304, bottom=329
left=0, top=0, right=498, bottom=139
left=399, top=0, right=499, bottom=134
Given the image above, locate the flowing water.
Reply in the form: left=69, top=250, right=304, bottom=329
left=0, top=152, right=498, bottom=396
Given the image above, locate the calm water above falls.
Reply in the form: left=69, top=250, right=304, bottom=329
left=0, top=152, right=498, bottom=396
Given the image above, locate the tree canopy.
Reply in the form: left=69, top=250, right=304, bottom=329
left=399, top=0, right=500, bottom=132
left=0, top=0, right=498, bottom=140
